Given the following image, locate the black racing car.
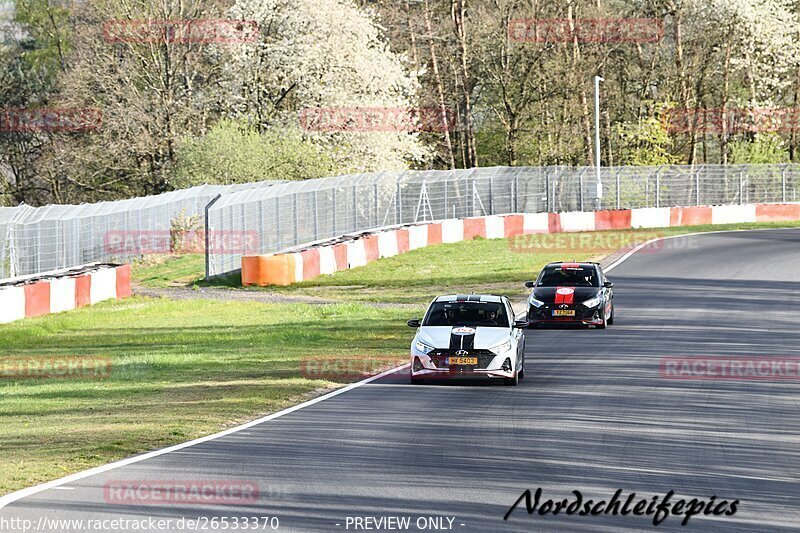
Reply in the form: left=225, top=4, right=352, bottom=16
left=524, top=262, right=614, bottom=328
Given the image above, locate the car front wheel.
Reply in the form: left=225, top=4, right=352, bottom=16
left=504, top=372, right=519, bottom=386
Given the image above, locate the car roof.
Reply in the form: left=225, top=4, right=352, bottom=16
left=544, top=261, right=599, bottom=269
left=434, top=294, right=503, bottom=303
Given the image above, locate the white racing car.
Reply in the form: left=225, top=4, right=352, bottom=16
left=407, top=294, right=527, bottom=386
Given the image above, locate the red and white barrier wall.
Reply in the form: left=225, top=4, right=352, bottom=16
left=241, top=202, right=800, bottom=286
left=0, top=264, right=131, bottom=324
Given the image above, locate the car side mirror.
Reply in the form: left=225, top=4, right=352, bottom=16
left=513, top=320, right=529, bottom=329
left=407, top=319, right=421, bottom=328
left=603, top=281, right=614, bottom=288
left=524, top=281, right=536, bottom=288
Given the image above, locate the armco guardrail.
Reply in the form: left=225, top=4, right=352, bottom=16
left=240, top=203, right=800, bottom=285
left=0, top=264, right=131, bottom=324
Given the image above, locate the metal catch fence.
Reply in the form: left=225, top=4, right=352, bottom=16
left=1, top=164, right=798, bottom=281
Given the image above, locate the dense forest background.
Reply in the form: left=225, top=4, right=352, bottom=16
left=2, top=0, right=800, bottom=206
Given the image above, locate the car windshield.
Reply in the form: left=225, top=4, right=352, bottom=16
left=538, top=265, right=599, bottom=287
left=423, top=301, right=509, bottom=328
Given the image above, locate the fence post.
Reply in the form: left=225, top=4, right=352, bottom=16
left=6, top=222, right=15, bottom=278
left=313, top=190, right=319, bottom=239
left=332, top=187, right=337, bottom=235
left=488, top=176, right=494, bottom=214
left=395, top=182, right=402, bottom=224
left=373, top=184, right=379, bottom=227
left=695, top=170, right=701, bottom=206
left=35, top=224, right=41, bottom=273
left=739, top=171, right=744, bottom=204
left=782, top=166, right=788, bottom=203
left=615, top=169, right=621, bottom=210
left=204, top=193, right=222, bottom=281
left=545, top=170, right=550, bottom=212
left=656, top=169, right=661, bottom=208
left=352, top=186, right=358, bottom=232
left=443, top=179, right=449, bottom=218
left=275, top=197, right=282, bottom=249
left=471, top=181, right=476, bottom=216
left=513, top=174, right=519, bottom=213
left=579, top=169, right=584, bottom=211
left=292, top=193, right=299, bottom=246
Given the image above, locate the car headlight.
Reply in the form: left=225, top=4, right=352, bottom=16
left=414, top=339, right=434, bottom=354
left=582, top=295, right=602, bottom=308
left=490, top=340, right=513, bottom=354
left=528, top=295, right=545, bottom=307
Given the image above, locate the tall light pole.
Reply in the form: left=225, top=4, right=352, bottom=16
left=594, top=75, right=604, bottom=205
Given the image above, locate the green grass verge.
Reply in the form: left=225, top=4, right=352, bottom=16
left=0, top=299, right=412, bottom=495
left=135, top=221, right=800, bottom=304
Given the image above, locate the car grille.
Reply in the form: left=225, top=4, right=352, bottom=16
left=531, top=304, right=596, bottom=320
left=428, top=349, right=497, bottom=370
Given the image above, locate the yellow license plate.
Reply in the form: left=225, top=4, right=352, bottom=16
left=552, top=310, right=575, bottom=316
left=449, top=357, right=478, bottom=365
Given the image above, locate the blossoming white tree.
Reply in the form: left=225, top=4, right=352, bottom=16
left=697, top=0, right=799, bottom=104
left=226, top=0, right=430, bottom=173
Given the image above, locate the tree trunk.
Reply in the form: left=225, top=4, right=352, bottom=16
left=721, top=39, right=731, bottom=165
left=673, top=10, right=696, bottom=165
left=451, top=0, right=477, bottom=167
left=403, top=0, right=420, bottom=67
left=569, top=5, right=594, bottom=166
left=423, top=0, right=456, bottom=169
left=791, top=68, right=800, bottom=162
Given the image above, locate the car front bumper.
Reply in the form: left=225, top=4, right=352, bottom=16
left=410, top=351, right=516, bottom=379
left=410, top=367, right=517, bottom=380
left=527, top=303, right=605, bottom=326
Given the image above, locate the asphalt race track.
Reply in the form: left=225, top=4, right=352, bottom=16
left=2, top=229, right=800, bottom=532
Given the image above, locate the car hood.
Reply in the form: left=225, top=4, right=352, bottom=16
left=532, top=286, right=600, bottom=304
left=417, top=326, right=511, bottom=350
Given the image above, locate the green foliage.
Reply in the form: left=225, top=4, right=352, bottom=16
left=613, top=115, right=679, bottom=167
left=730, top=133, right=790, bottom=164
left=474, top=122, right=577, bottom=167
left=13, top=0, right=70, bottom=87
left=171, top=119, right=336, bottom=187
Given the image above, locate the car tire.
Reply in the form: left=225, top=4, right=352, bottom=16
left=410, top=372, right=424, bottom=385
left=504, top=372, right=519, bottom=386
left=607, top=304, right=614, bottom=325
left=519, top=363, right=525, bottom=380
left=597, top=311, right=608, bottom=329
